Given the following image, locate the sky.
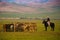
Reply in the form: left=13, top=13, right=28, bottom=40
left=0, top=0, right=59, bottom=6
left=0, top=0, right=59, bottom=4
left=0, top=0, right=60, bottom=13
left=0, top=0, right=60, bottom=7
left=0, top=0, right=49, bottom=3
left=0, top=0, right=60, bottom=6
left=0, top=0, right=60, bottom=18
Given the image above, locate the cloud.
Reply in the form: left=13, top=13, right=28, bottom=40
left=0, top=0, right=60, bottom=13
left=1, top=0, right=60, bottom=5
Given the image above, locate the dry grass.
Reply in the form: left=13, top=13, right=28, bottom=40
left=0, top=19, right=60, bottom=40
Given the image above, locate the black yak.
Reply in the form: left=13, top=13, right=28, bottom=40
left=3, top=24, right=14, bottom=32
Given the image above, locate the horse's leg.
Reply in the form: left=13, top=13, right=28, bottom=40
left=52, top=26, right=54, bottom=31
left=50, top=24, right=55, bottom=31
left=45, top=26, right=47, bottom=31
left=50, top=26, right=54, bottom=31
left=53, top=24, right=55, bottom=31
left=53, top=28, right=54, bottom=31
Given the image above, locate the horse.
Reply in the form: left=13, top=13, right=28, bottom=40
left=42, top=20, right=55, bottom=31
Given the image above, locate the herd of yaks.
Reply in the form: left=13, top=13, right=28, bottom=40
left=3, top=22, right=37, bottom=32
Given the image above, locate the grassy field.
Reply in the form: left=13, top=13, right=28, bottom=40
left=0, top=19, right=60, bottom=40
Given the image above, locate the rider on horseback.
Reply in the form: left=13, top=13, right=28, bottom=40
left=47, top=17, right=50, bottom=26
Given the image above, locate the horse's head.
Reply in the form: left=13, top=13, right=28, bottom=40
left=42, top=20, right=46, bottom=24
